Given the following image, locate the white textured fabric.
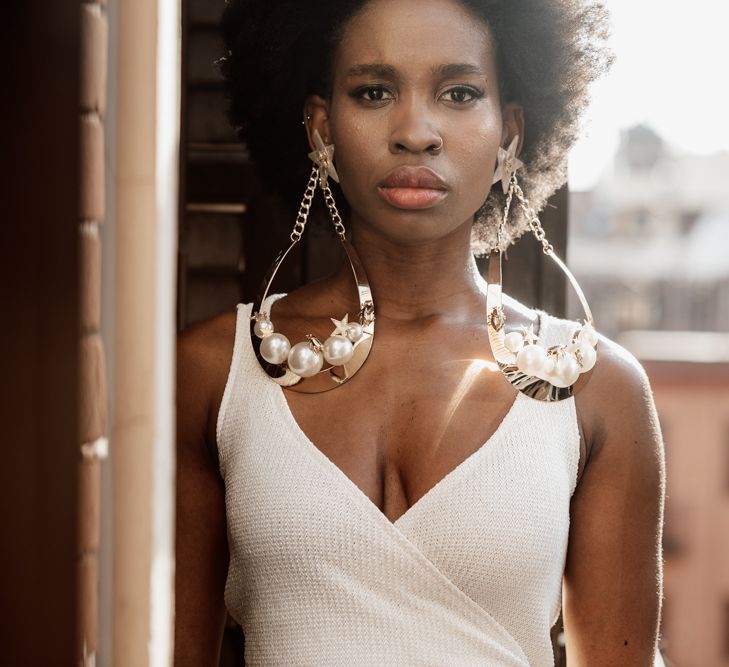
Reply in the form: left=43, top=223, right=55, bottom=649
left=217, top=299, right=583, bottom=666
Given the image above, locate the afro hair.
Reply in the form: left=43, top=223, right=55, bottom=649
left=219, top=0, right=613, bottom=254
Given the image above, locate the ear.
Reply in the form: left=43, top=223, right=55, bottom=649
left=501, top=102, right=525, bottom=155
left=303, top=95, right=332, bottom=150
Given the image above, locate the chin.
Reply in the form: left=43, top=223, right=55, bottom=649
left=356, top=208, right=469, bottom=247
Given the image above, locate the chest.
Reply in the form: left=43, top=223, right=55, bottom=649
left=282, top=328, right=520, bottom=523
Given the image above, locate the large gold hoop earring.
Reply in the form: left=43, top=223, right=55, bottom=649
left=486, top=137, right=598, bottom=402
left=250, top=134, right=376, bottom=393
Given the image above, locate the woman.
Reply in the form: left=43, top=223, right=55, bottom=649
left=175, top=0, right=666, bottom=664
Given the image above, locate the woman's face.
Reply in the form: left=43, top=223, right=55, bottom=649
left=309, top=0, right=520, bottom=248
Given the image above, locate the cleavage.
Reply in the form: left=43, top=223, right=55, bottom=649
left=280, top=357, right=519, bottom=523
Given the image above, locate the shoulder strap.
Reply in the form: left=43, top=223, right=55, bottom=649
left=535, top=309, right=582, bottom=349
left=215, top=302, right=254, bottom=478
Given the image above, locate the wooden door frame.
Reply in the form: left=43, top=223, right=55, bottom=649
left=1, top=3, right=81, bottom=665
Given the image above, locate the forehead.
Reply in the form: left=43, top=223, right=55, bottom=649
left=334, top=0, right=496, bottom=75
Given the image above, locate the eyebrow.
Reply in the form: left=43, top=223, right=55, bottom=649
left=345, top=63, right=397, bottom=78
left=344, top=63, right=486, bottom=78
left=435, top=63, right=486, bottom=78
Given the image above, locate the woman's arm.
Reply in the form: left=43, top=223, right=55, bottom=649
left=563, top=338, right=666, bottom=666
left=174, top=325, right=231, bottom=666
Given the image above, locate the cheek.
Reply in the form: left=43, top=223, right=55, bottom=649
left=448, top=119, right=502, bottom=208
left=328, top=114, right=384, bottom=201
left=332, top=125, right=371, bottom=179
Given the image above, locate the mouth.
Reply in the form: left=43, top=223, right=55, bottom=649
left=377, top=166, right=448, bottom=210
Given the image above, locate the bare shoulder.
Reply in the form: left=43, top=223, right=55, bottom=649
left=575, top=330, right=663, bottom=477
left=178, top=309, right=239, bottom=377
left=177, top=308, right=241, bottom=462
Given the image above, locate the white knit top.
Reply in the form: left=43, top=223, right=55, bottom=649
left=216, top=299, right=583, bottom=666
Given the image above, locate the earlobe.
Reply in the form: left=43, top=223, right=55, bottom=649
left=304, top=95, right=332, bottom=151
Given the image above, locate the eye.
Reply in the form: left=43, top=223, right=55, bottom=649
left=352, top=85, right=395, bottom=104
left=440, top=86, right=483, bottom=105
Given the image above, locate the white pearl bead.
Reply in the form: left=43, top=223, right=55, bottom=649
left=287, top=342, right=324, bottom=378
left=259, top=333, right=290, bottom=365
left=516, top=344, right=548, bottom=376
left=346, top=322, right=364, bottom=343
left=322, top=335, right=354, bottom=366
left=555, top=353, right=581, bottom=386
left=576, top=342, right=597, bottom=372
left=504, top=331, right=524, bottom=354
left=543, top=354, right=556, bottom=375
left=253, top=319, right=274, bottom=338
left=578, top=324, right=598, bottom=347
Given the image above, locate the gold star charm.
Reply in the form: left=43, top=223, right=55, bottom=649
left=330, top=314, right=351, bottom=337
left=520, top=323, right=540, bottom=345
left=308, top=129, right=340, bottom=186
left=491, top=135, right=524, bottom=194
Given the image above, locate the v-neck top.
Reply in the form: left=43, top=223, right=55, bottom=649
left=216, top=300, right=582, bottom=666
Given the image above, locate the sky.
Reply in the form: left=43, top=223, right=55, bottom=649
left=568, top=0, right=729, bottom=191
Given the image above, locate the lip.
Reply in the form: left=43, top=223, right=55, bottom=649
left=377, top=165, right=449, bottom=210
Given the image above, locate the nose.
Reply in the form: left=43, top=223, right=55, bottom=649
left=388, top=99, right=443, bottom=155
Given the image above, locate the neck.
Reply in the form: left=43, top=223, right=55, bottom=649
left=333, top=219, right=488, bottom=322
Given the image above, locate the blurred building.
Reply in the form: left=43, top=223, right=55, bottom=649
left=568, top=125, right=729, bottom=338
left=621, top=334, right=729, bottom=667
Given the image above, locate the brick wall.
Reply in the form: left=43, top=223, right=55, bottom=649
left=78, top=0, right=108, bottom=663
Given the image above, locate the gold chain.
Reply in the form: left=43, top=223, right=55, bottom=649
left=321, top=179, right=347, bottom=240
left=513, top=180, right=554, bottom=255
left=497, top=175, right=516, bottom=251
left=290, top=166, right=319, bottom=243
